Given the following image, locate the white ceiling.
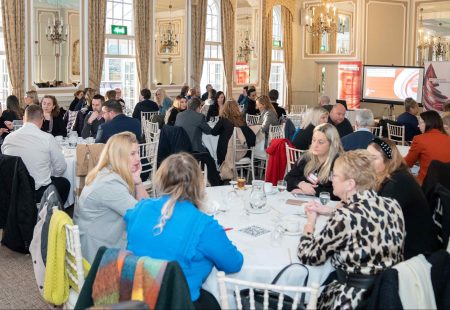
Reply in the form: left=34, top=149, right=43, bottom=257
left=155, top=0, right=185, bottom=12
left=34, top=0, right=79, bottom=9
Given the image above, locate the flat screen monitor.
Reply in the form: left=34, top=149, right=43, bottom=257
left=361, top=65, right=424, bottom=104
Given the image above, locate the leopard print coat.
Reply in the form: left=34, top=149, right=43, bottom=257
left=298, top=190, right=405, bottom=309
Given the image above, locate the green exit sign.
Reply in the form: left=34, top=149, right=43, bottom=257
left=273, top=40, right=282, bottom=47
left=111, top=25, right=127, bottom=35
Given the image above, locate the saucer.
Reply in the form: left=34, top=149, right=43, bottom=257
left=284, top=229, right=302, bottom=236
left=265, top=189, right=277, bottom=195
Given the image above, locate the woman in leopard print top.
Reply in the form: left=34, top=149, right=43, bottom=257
left=298, top=150, right=405, bottom=309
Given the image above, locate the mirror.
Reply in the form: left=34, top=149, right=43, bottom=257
left=153, top=0, right=186, bottom=86
left=303, top=0, right=355, bottom=57
left=234, top=0, right=260, bottom=86
left=33, top=0, right=80, bottom=88
left=416, top=2, right=450, bottom=66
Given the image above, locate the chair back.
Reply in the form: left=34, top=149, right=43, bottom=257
left=285, top=144, right=305, bottom=173
left=290, top=105, right=308, bottom=114
left=387, top=123, right=405, bottom=146
left=12, top=120, right=23, bottom=131
left=246, top=114, right=261, bottom=126
left=217, top=271, right=320, bottom=310
left=288, top=114, right=303, bottom=128
left=64, top=224, right=85, bottom=292
left=232, top=127, right=255, bottom=181
left=139, top=140, right=159, bottom=196
left=140, top=112, right=159, bottom=132
left=369, top=125, right=383, bottom=138
left=142, top=120, right=160, bottom=142
left=268, top=124, right=284, bottom=146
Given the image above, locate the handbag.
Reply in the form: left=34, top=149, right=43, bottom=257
left=238, top=263, right=310, bottom=310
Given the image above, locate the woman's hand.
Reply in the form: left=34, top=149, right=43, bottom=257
left=296, top=181, right=317, bottom=196
left=304, top=201, right=335, bottom=216
left=0, top=128, right=9, bottom=134
left=4, top=121, right=13, bottom=130
left=305, top=207, right=318, bottom=225
left=43, top=112, right=51, bottom=120
left=131, top=161, right=143, bottom=184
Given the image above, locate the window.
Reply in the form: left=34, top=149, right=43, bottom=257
left=101, top=0, right=137, bottom=108
left=0, top=9, right=10, bottom=107
left=201, top=0, right=224, bottom=93
left=269, top=6, right=285, bottom=106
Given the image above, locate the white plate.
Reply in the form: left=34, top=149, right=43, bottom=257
left=265, top=189, right=277, bottom=195
left=246, top=206, right=271, bottom=214
left=284, top=230, right=302, bottom=236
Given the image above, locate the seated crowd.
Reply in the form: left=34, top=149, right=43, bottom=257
left=1, top=85, right=450, bottom=310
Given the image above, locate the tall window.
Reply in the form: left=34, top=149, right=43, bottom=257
left=201, top=0, right=224, bottom=93
left=269, top=6, right=285, bottom=106
left=101, top=0, right=137, bottom=109
left=0, top=10, right=10, bottom=107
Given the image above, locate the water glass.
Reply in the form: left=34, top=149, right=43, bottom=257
left=249, top=180, right=267, bottom=210
left=270, top=225, right=284, bottom=247
left=319, top=192, right=331, bottom=206
left=68, top=131, right=78, bottom=149
left=277, top=180, right=287, bottom=192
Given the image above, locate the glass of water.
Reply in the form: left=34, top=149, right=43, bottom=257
left=68, top=131, right=78, bottom=149
left=319, top=192, right=331, bottom=206
left=270, top=225, right=284, bottom=247
left=277, top=180, right=287, bottom=192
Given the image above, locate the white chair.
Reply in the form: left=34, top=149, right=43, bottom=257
left=290, top=105, right=308, bottom=114
left=369, top=125, right=383, bottom=138
left=217, top=271, right=320, bottom=310
left=139, top=141, right=159, bottom=196
left=142, top=120, right=160, bottom=143
left=140, top=111, right=159, bottom=132
left=285, top=143, right=305, bottom=173
left=288, top=114, right=303, bottom=128
left=246, top=114, right=261, bottom=126
left=387, top=123, right=405, bottom=146
left=233, top=127, right=255, bottom=181
left=268, top=124, right=284, bottom=145
left=64, top=224, right=85, bottom=309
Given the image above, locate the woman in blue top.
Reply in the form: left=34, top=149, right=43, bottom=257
left=125, top=153, right=243, bottom=309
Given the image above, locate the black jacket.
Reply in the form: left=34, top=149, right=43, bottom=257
left=206, top=103, right=219, bottom=122
left=157, top=125, right=193, bottom=166
left=42, top=114, right=67, bottom=137
left=378, top=168, right=439, bottom=259
left=132, top=99, right=159, bottom=120
left=328, top=117, right=353, bottom=138
left=292, top=124, right=314, bottom=150
left=211, top=118, right=234, bottom=165
left=0, top=154, right=37, bottom=253
left=284, top=156, right=339, bottom=200
left=96, top=114, right=142, bottom=144
left=271, top=102, right=286, bottom=119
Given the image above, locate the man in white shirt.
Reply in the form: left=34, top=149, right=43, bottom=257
left=1, top=105, right=70, bottom=204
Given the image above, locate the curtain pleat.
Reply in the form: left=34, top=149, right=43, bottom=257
left=220, top=0, right=235, bottom=98
left=88, top=0, right=107, bottom=92
left=282, top=6, right=293, bottom=111
left=1, top=0, right=25, bottom=106
left=191, top=0, right=207, bottom=88
left=261, top=8, right=273, bottom=96
left=134, top=0, right=152, bottom=89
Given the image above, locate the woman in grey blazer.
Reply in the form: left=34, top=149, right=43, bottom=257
left=256, top=95, right=280, bottom=147
left=73, top=131, right=149, bottom=263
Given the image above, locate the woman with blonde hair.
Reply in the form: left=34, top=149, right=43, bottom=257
left=285, top=123, right=343, bottom=199
left=256, top=95, right=279, bottom=134
left=125, top=153, right=243, bottom=308
left=74, top=131, right=148, bottom=263
left=367, top=138, right=437, bottom=258
left=211, top=99, right=248, bottom=165
left=165, top=95, right=187, bottom=126
left=40, top=95, right=67, bottom=137
left=292, top=106, right=329, bottom=150
left=155, top=88, right=173, bottom=116
left=298, top=150, right=404, bottom=309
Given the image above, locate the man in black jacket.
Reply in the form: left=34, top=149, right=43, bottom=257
left=328, top=103, right=353, bottom=138
left=132, top=88, right=159, bottom=121
left=269, top=89, right=286, bottom=119
left=81, top=94, right=105, bottom=138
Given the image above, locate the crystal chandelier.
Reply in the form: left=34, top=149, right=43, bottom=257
left=45, top=0, right=67, bottom=44
left=432, top=34, right=448, bottom=61
left=305, top=0, right=344, bottom=36
left=237, top=30, right=254, bottom=63
left=159, top=4, right=179, bottom=54
left=417, top=8, right=448, bottom=65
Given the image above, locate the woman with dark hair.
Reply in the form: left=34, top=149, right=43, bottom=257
left=40, top=95, right=67, bottom=137
left=405, top=110, right=450, bottom=183
left=180, top=85, right=190, bottom=98
left=206, top=91, right=225, bottom=121
left=0, top=95, right=23, bottom=139
left=165, top=96, right=187, bottom=126
left=368, top=138, right=438, bottom=259
left=69, top=90, right=84, bottom=111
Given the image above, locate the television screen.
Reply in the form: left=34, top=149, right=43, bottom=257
left=362, top=65, right=424, bottom=104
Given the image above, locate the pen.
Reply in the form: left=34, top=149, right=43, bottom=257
left=224, top=227, right=233, bottom=231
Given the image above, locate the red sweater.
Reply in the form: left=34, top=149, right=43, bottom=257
left=404, top=129, right=450, bottom=184
left=265, top=138, right=293, bottom=185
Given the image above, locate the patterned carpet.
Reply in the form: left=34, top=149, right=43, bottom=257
left=0, top=230, right=49, bottom=309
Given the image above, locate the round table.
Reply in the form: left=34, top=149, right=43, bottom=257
left=202, top=185, right=335, bottom=302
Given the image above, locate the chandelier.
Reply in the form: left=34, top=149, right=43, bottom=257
left=432, top=35, right=448, bottom=60
left=159, top=4, right=179, bottom=54
left=305, top=0, right=344, bottom=36
left=237, top=30, right=255, bottom=63
left=417, top=8, right=448, bottom=65
left=45, top=0, right=67, bottom=45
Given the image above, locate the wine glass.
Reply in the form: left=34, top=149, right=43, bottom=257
left=319, top=192, right=331, bottom=206
left=277, top=180, right=287, bottom=192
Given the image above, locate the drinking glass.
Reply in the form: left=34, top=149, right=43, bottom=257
left=68, top=131, right=78, bottom=149
left=237, top=177, right=246, bottom=190
left=270, top=225, right=284, bottom=247
left=319, top=192, right=331, bottom=206
left=249, top=180, right=267, bottom=210
left=277, top=180, right=287, bottom=192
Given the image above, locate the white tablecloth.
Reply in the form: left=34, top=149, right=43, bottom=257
left=396, top=145, right=410, bottom=157
left=62, top=147, right=76, bottom=208
left=202, top=186, right=335, bottom=302
left=202, top=134, right=220, bottom=163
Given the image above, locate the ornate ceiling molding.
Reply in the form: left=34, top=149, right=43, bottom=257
left=265, top=0, right=295, bottom=17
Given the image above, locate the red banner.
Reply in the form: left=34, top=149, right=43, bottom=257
left=338, top=61, right=362, bottom=109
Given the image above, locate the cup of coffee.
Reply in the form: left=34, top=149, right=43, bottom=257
left=237, top=178, right=246, bottom=190
left=282, top=218, right=300, bottom=233
left=264, top=182, right=274, bottom=194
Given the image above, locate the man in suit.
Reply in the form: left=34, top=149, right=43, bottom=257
left=81, top=94, right=105, bottom=138
left=341, top=109, right=375, bottom=151
left=132, top=88, right=159, bottom=121
left=175, top=97, right=212, bottom=153
left=95, top=100, right=141, bottom=143
left=397, top=97, right=421, bottom=141
left=328, top=103, right=353, bottom=137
